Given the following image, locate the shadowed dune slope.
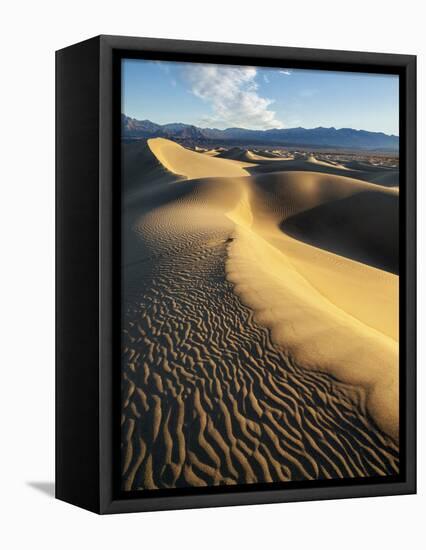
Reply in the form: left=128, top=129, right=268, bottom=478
left=281, top=191, right=399, bottom=274
left=215, top=147, right=251, bottom=161
left=344, top=160, right=397, bottom=172
left=121, top=138, right=399, bottom=491
left=247, top=156, right=399, bottom=187
left=368, top=170, right=400, bottom=187
left=251, top=150, right=281, bottom=158
left=121, top=140, right=186, bottom=266
left=122, top=140, right=183, bottom=202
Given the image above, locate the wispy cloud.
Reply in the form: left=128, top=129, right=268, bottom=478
left=184, top=64, right=282, bottom=129
left=279, top=69, right=292, bottom=76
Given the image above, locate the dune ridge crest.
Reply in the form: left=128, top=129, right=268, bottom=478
left=121, top=138, right=399, bottom=490
left=148, top=138, right=254, bottom=179
left=225, top=220, right=398, bottom=441
left=146, top=139, right=399, bottom=441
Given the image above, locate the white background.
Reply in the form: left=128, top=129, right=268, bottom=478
left=0, top=1, right=423, bottom=548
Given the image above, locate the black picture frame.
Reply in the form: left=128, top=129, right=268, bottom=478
left=56, top=35, right=416, bottom=514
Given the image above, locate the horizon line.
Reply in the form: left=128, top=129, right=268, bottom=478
left=122, top=113, right=399, bottom=138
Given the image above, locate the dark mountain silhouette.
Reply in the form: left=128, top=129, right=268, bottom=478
left=121, top=114, right=399, bottom=151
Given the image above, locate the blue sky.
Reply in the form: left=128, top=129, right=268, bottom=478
left=122, top=59, right=399, bottom=135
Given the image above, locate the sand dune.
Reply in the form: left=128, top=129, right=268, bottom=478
left=247, top=150, right=294, bottom=162
left=307, top=154, right=350, bottom=170
left=216, top=147, right=293, bottom=163
left=248, top=156, right=399, bottom=187
left=215, top=147, right=251, bottom=161
left=251, top=150, right=281, bottom=158
left=281, top=191, right=399, bottom=274
left=223, top=175, right=399, bottom=440
left=148, top=138, right=254, bottom=178
left=211, top=148, right=398, bottom=187
left=121, top=138, right=399, bottom=491
left=368, top=170, right=400, bottom=187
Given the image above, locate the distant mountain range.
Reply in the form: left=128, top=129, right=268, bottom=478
left=122, top=114, right=399, bottom=151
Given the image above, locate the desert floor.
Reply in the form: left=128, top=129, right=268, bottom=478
left=120, top=138, right=399, bottom=490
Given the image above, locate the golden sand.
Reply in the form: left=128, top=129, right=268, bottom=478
left=147, top=139, right=399, bottom=441
left=120, top=138, right=400, bottom=490
left=148, top=138, right=254, bottom=179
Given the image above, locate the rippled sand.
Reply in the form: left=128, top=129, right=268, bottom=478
left=121, top=138, right=399, bottom=491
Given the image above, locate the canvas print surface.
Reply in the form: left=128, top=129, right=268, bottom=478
left=120, top=59, right=399, bottom=492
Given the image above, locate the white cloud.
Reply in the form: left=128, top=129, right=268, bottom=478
left=184, top=64, right=282, bottom=129
left=279, top=70, right=292, bottom=76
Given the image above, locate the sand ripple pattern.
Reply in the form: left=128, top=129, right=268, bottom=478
left=121, top=232, right=399, bottom=491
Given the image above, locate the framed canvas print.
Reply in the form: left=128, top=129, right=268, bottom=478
left=56, top=35, right=416, bottom=514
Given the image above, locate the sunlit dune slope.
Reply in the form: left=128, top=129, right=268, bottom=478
left=307, top=154, right=350, bottom=170
left=148, top=138, right=254, bottom=178
left=145, top=139, right=399, bottom=442
left=247, top=150, right=294, bottom=162
left=225, top=177, right=399, bottom=441
left=216, top=147, right=293, bottom=163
